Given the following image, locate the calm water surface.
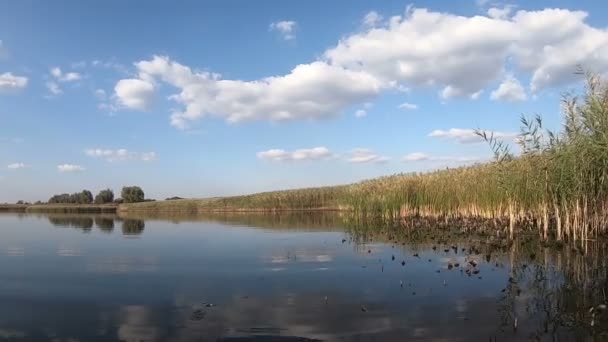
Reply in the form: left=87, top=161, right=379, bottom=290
left=0, top=212, right=606, bottom=341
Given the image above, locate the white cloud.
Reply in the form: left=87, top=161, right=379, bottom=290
left=46, top=81, right=62, bottom=95
left=363, top=11, right=383, bottom=28
left=440, top=86, right=483, bottom=100
left=355, top=109, right=367, bottom=118
left=94, top=89, right=106, bottom=100
left=270, top=20, right=297, bottom=40
left=487, top=6, right=515, bottom=20
left=7, top=163, right=27, bottom=170
left=85, top=148, right=158, bottom=162
left=94, top=89, right=116, bottom=112
left=46, top=67, right=82, bottom=95
left=257, top=147, right=333, bottom=162
left=114, top=78, right=155, bottom=111
left=490, top=74, right=527, bottom=101
left=123, top=56, right=383, bottom=129
left=50, top=67, right=81, bottom=82
left=346, top=148, right=390, bottom=164
left=0, top=72, right=28, bottom=93
left=398, top=102, right=418, bottom=110
left=325, top=7, right=608, bottom=97
left=57, top=164, right=85, bottom=172
left=141, top=152, right=158, bottom=161
left=402, top=152, right=430, bottom=162
left=91, top=59, right=129, bottom=74
left=402, top=152, right=481, bottom=163
left=429, top=128, right=518, bottom=144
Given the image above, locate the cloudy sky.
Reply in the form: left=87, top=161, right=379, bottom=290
left=1, top=0, right=606, bottom=202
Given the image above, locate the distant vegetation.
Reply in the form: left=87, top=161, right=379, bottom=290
left=46, top=186, right=145, bottom=205
left=121, top=186, right=145, bottom=203
left=94, top=189, right=114, bottom=204
left=121, top=72, right=608, bottom=244
left=49, top=190, right=93, bottom=204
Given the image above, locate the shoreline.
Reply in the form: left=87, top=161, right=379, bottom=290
left=24, top=204, right=118, bottom=213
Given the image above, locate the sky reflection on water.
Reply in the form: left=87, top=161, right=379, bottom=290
left=0, top=212, right=605, bottom=341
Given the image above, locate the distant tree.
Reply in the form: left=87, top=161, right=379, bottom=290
left=121, top=186, right=145, bottom=203
left=94, top=189, right=114, bottom=204
left=80, top=190, right=93, bottom=204
left=165, top=196, right=184, bottom=201
left=49, top=193, right=70, bottom=203
left=16, top=200, right=24, bottom=205
left=114, top=198, right=124, bottom=204
left=48, top=190, right=93, bottom=204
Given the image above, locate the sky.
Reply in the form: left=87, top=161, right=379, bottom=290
left=1, top=0, right=607, bottom=202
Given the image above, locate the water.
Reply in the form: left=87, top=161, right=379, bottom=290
left=0, top=212, right=606, bottom=341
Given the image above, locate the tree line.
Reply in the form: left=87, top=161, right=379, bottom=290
left=47, top=186, right=147, bottom=204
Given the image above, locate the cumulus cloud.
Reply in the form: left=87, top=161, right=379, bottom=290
left=363, top=11, right=383, bottom=28
left=487, top=6, right=516, bottom=20
left=346, top=148, right=390, bottom=164
left=402, top=152, right=481, bottom=163
left=270, top=20, right=297, bottom=40
left=7, top=163, right=27, bottom=170
left=46, top=67, right=82, bottom=96
left=114, top=78, right=155, bottom=111
left=325, top=7, right=608, bottom=97
left=0, top=72, right=28, bottom=93
left=402, top=152, right=430, bottom=162
left=398, top=102, right=418, bottom=110
left=429, top=128, right=518, bottom=144
left=119, top=56, right=383, bottom=129
left=46, top=81, right=62, bottom=95
left=50, top=67, right=81, bottom=82
left=490, top=74, right=527, bottom=101
left=257, top=147, right=334, bottom=162
left=57, top=164, right=85, bottom=172
left=355, top=109, right=367, bottom=118
left=85, top=148, right=158, bottom=162
left=94, top=89, right=107, bottom=100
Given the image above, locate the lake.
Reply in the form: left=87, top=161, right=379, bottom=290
left=0, top=212, right=605, bottom=341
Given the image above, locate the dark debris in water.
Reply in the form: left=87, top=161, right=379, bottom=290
left=190, top=309, right=206, bottom=321
left=218, top=337, right=322, bottom=342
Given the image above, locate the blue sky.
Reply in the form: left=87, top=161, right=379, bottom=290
left=1, top=0, right=607, bottom=202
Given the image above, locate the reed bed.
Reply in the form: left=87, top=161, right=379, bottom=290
left=344, top=72, right=608, bottom=244
left=119, top=187, right=348, bottom=213
left=0, top=204, right=28, bottom=212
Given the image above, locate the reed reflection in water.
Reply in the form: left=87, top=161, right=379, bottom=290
left=0, top=211, right=605, bottom=341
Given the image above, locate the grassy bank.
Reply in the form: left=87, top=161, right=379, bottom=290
left=118, top=187, right=347, bottom=213
left=25, top=204, right=118, bottom=213
left=0, top=204, right=28, bottom=212
left=120, top=73, right=608, bottom=244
